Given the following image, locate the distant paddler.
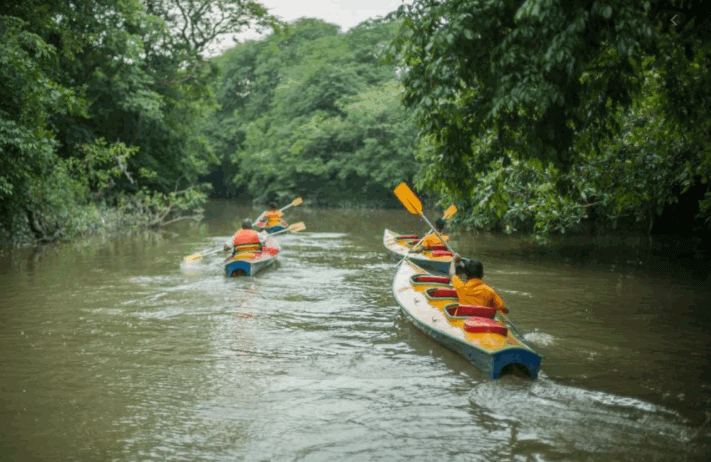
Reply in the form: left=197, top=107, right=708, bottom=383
left=412, top=217, right=449, bottom=252
left=255, top=197, right=303, bottom=232
left=257, top=202, right=285, bottom=229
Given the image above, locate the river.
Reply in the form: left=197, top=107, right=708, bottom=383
left=1, top=200, right=710, bottom=461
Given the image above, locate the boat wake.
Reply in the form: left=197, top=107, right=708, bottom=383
left=467, top=377, right=707, bottom=459
left=523, top=329, right=556, bottom=346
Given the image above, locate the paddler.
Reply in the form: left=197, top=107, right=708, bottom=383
left=413, top=218, right=449, bottom=251
left=257, top=202, right=285, bottom=229
left=448, top=256, right=508, bottom=313
left=224, top=219, right=266, bottom=256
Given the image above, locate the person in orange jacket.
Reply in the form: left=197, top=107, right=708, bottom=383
left=413, top=218, right=449, bottom=251
left=448, top=256, right=507, bottom=312
left=257, top=202, right=284, bottom=228
left=224, top=219, right=266, bottom=255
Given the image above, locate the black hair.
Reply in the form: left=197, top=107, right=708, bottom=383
left=269, top=202, right=277, bottom=210
left=463, top=259, right=484, bottom=279
left=435, top=218, right=446, bottom=231
left=242, top=218, right=253, bottom=229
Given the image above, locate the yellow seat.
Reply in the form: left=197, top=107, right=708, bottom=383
left=230, top=252, right=256, bottom=260
left=235, top=244, right=261, bottom=252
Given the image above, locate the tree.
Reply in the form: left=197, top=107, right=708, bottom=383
left=0, top=0, right=276, bottom=242
left=207, top=17, right=420, bottom=206
left=388, top=0, right=711, bottom=236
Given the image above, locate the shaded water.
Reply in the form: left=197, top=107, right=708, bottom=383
left=1, top=200, right=710, bottom=461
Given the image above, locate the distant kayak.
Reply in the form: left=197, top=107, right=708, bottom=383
left=383, top=228, right=454, bottom=274
left=256, top=220, right=288, bottom=234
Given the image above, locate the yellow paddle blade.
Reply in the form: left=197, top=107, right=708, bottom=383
left=443, top=205, right=457, bottom=219
left=393, top=183, right=422, bottom=215
left=292, top=197, right=303, bottom=206
left=289, top=222, right=306, bottom=232
left=183, top=247, right=222, bottom=262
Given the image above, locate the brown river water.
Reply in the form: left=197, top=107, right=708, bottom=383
left=1, top=200, right=710, bottom=461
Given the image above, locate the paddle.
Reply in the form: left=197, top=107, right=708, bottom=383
left=393, top=183, right=457, bottom=255
left=254, top=197, right=304, bottom=223
left=268, top=221, right=306, bottom=236
left=183, top=247, right=222, bottom=263
left=280, top=197, right=303, bottom=212
left=443, top=204, right=457, bottom=219
left=409, top=204, right=457, bottom=248
left=498, top=310, right=525, bottom=339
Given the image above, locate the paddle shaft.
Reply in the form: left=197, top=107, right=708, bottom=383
left=266, top=222, right=305, bottom=237
left=419, top=213, right=456, bottom=255
left=269, top=226, right=294, bottom=236
left=409, top=227, right=440, bottom=249
left=406, top=231, right=434, bottom=254
left=184, top=247, right=223, bottom=262
left=255, top=198, right=301, bottom=223
left=499, top=310, right=525, bottom=339
left=401, top=205, right=456, bottom=252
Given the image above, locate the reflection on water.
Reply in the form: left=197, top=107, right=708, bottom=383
left=1, top=201, right=710, bottom=461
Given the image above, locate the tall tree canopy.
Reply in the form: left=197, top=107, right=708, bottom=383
left=0, top=0, right=275, bottom=242
left=207, top=17, right=420, bottom=206
left=388, top=0, right=711, bottom=237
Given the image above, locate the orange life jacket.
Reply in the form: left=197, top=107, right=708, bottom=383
left=420, top=232, right=449, bottom=249
left=451, top=275, right=507, bottom=311
left=264, top=210, right=284, bottom=227
left=232, top=229, right=261, bottom=246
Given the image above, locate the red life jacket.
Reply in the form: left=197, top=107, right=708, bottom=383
left=232, top=229, right=261, bottom=246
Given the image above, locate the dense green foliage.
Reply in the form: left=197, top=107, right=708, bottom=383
left=207, top=18, right=420, bottom=206
left=0, top=0, right=274, bottom=243
left=5, top=0, right=709, bottom=244
left=388, top=0, right=711, bottom=238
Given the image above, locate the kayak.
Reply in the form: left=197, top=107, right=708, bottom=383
left=224, top=236, right=280, bottom=277
left=256, top=220, right=288, bottom=234
left=383, top=228, right=454, bottom=274
left=392, top=259, right=543, bottom=379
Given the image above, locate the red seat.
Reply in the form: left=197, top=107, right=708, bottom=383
left=428, top=244, right=448, bottom=251
left=427, top=288, right=458, bottom=298
left=464, top=317, right=508, bottom=336
left=413, top=275, right=451, bottom=284
left=431, top=250, right=453, bottom=257
left=451, top=305, right=496, bottom=319
left=397, top=234, right=418, bottom=240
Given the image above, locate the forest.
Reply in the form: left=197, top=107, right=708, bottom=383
left=1, top=0, right=709, bottom=244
